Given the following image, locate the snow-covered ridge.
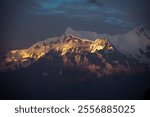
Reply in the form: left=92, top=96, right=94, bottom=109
left=108, top=25, right=150, bottom=65
left=65, top=27, right=102, bottom=40
left=0, top=25, right=150, bottom=72
left=0, top=34, right=113, bottom=71
left=65, top=25, right=150, bottom=65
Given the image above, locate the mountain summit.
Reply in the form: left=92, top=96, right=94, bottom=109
left=0, top=25, right=150, bottom=74
left=65, top=25, right=150, bottom=65
left=0, top=26, right=150, bottom=100
left=108, top=25, right=150, bottom=65
left=65, top=27, right=101, bottom=40
left=0, top=35, right=115, bottom=74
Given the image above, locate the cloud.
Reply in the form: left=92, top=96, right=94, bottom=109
left=25, top=0, right=77, bottom=15
left=104, top=8, right=125, bottom=14
left=25, top=0, right=134, bottom=28
left=87, top=0, right=103, bottom=6
left=1, top=0, right=135, bottom=28
left=102, top=16, right=134, bottom=27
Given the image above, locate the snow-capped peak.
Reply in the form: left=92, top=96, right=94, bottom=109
left=108, top=25, right=150, bottom=65
left=1, top=25, right=150, bottom=72
left=65, top=27, right=101, bottom=40
left=65, top=25, right=150, bottom=65
left=131, top=25, right=150, bottom=40
left=65, top=26, right=74, bottom=33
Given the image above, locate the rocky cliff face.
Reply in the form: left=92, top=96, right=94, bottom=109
left=0, top=34, right=146, bottom=77
left=0, top=26, right=150, bottom=100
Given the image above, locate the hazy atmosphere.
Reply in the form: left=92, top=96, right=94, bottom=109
left=0, top=0, right=150, bottom=100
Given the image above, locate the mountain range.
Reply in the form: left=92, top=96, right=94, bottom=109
left=0, top=25, right=150, bottom=99
left=1, top=25, right=150, bottom=72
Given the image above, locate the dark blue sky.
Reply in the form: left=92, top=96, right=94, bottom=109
left=0, top=0, right=150, bottom=53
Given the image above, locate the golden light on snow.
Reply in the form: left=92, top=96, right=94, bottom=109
left=4, top=37, right=114, bottom=66
left=1, top=36, right=130, bottom=76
